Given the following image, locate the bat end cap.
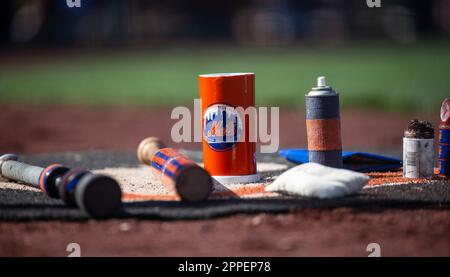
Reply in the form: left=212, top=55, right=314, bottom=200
left=176, top=167, right=212, bottom=202
left=75, top=174, right=122, bottom=219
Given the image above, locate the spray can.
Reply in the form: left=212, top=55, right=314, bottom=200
left=137, top=137, right=212, bottom=202
left=199, top=73, right=259, bottom=184
left=438, top=98, right=450, bottom=176
left=403, top=120, right=435, bottom=178
left=305, top=76, right=343, bottom=168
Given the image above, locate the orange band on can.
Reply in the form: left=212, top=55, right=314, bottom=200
left=306, top=118, right=342, bottom=151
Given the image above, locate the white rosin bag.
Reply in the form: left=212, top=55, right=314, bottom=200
left=265, top=163, right=369, bottom=199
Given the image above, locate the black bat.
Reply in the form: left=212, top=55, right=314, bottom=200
left=0, top=154, right=122, bottom=219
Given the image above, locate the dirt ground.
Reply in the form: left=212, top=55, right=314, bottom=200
left=1, top=209, right=449, bottom=257
left=0, top=104, right=438, bottom=154
left=0, top=104, right=449, bottom=257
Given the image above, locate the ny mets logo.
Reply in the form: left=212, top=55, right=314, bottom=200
left=203, top=104, right=242, bottom=151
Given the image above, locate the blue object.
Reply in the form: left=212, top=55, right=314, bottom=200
left=439, top=128, right=450, bottom=144
left=279, top=149, right=402, bottom=173
left=438, top=159, right=450, bottom=175
left=438, top=128, right=450, bottom=175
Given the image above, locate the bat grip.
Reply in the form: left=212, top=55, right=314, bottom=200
left=0, top=160, right=44, bottom=188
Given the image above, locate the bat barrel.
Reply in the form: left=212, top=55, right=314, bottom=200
left=137, top=138, right=212, bottom=202
left=73, top=173, right=122, bottom=218
left=151, top=148, right=212, bottom=202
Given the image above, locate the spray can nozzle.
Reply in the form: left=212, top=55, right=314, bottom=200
left=308, top=76, right=336, bottom=96
left=317, top=76, right=327, bottom=87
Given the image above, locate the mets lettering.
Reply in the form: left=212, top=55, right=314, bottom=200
left=203, top=103, right=242, bottom=151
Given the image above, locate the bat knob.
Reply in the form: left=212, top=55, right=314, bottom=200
left=137, top=137, right=166, bottom=166
left=0, top=154, right=18, bottom=179
left=74, top=173, right=122, bottom=219
left=0, top=154, right=18, bottom=162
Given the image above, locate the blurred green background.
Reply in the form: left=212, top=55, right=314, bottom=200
left=1, top=42, right=449, bottom=112
left=1, top=1, right=449, bottom=112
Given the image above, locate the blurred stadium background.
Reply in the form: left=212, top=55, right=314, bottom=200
left=2, top=1, right=450, bottom=258
left=0, top=0, right=449, bottom=111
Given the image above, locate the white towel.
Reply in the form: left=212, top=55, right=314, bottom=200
left=265, top=163, right=369, bottom=199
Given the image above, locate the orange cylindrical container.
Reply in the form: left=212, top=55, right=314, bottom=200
left=199, top=73, right=259, bottom=184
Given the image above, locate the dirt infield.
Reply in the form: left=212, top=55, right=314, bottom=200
left=0, top=104, right=449, bottom=256
left=1, top=209, right=449, bottom=257
left=0, top=104, right=438, bottom=154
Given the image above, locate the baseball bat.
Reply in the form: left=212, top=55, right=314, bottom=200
left=137, top=137, right=212, bottom=202
left=0, top=154, right=122, bottom=218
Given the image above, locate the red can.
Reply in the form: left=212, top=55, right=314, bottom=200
left=199, top=73, right=259, bottom=184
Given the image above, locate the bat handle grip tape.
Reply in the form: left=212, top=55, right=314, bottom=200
left=0, top=160, right=44, bottom=188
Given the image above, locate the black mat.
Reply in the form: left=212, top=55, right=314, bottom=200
left=1, top=151, right=449, bottom=221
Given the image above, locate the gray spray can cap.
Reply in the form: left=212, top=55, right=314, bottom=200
left=307, top=76, right=337, bottom=96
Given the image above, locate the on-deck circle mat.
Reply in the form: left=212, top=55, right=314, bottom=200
left=1, top=151, right=449, bottom=220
